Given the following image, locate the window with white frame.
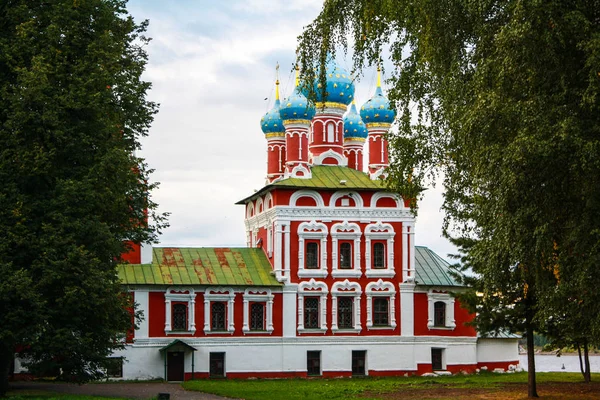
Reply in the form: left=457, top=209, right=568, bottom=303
left=331, top=280, right=362, bottom=332
left=298, top=221, right=328, bottom=278
left=427, top=290, right=456, bottom=330
left=331, top=221, right=362, bottom=278
left=164, top=288, right=196, bottom=334
left=297, top=279, right=328, bottom=333
left=365, top=279, right=397, bottom=330
left=204, top=287, right=235, bottom=334
left=365, top=222, right=395, bottom=278
left=242, top=288, right=274, bottom=334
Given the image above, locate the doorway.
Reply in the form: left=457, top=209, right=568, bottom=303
left=167, top=351, right=185, bottom=381
left=209, top=352, right=225, bottom=378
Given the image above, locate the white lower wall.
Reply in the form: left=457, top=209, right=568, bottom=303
left=477, top=338, right=519, bottom=363
left=115, top=336, right=499, bottom=380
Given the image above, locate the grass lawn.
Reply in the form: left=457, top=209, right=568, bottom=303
left=183, top=372, right=600, bottom=400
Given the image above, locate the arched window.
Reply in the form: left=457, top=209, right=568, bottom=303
left=306, top=242, right=319, bottom=269
left=338, top=297, right=353, bottom=329
left=172, top=304, right=187, bottom=331
left=327, top=122, right=335, bottom=142
left=434, top=301, right=446, bottom=327
left=211, top=302, right=226, bottom=331
left=339, top=242, right=352, bottom=269
left=304, top=297, right=320, bottom=328
left=373, top=298, right=389, bottom=326
left=373, top=242, right=385, bottom=269
left=250, top=303, right=265, bottom=331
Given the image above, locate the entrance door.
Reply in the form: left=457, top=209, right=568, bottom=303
left=209, top=352, right=225, bottom=378
left=167, top=351, right=185, bottom=381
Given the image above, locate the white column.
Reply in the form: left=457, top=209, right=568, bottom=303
left=283, top=222, right=291, bottom=282
left=203, top=299, right=210, bottom=332
left=400, top=283, right=415, bottom=336
left=408, top=222, right=415, bottom=278
left=242, top=298, right=249, bottom=332
left=284, top=285, right=298, bottom=337
left=267, top=297, right=274, bottom=331
left=402, top=224, right=409, bottom=282
left=227, top=296, right=235, bottom=332
left=164, top=299, right=171, bottom=331
left=135, top=290, right=149, bottom=338
left=274, top=222, right=283, bottom=281
left=189, top=297, right=196, bottom=332
left=331, top=296, right=338, bottom=330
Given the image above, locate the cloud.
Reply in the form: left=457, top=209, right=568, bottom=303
left=127, top=0, right=457, bottom=262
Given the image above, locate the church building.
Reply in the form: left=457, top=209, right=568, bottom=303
left=113, top=62, right=519, bottom=381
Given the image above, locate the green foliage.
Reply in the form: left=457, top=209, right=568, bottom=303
left=298, top=1, right=600, bottom=395
left=0, top=0, right=167, bottom=393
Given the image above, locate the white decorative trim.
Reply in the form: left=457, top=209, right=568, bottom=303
left=164, top=288, right=196, bottom=334
left=330, top=221, right=362, bottom=278
left=365, top=222, right=396, bottom=278
left=246, top=202, right=255, bottom=219
left=331, top=280, right=362, bottom=333
left=242, top=289, right=274, bottom=334
left=297, top=221, right=328, bottom=278
left=288, top=164, right=312, bottom=179
left=255, top=197, right=264, bottom=214
left=204, top=287, right=236, bottom=334
left=329, top=191, right=365, bottom=208
left=312, top=149, right=348, bottom=166
left=365, top=279, right=397, bottom=330
left=370, top=192, right=403, bottom=209
left=297, top=279, right=328, bottom=333
left=264, top=192, right=274, bottom=210
left=289, top=190, right=325, bottom=208
left=369, top=166, right=388, bottom=180
left=427, top=290, right=456, bottom=330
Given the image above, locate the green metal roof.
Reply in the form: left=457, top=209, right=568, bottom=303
left=236, top=165, right=388, bottom=204
left=118, top=247, right=281, bottom=287
left=415, top=246, right=462, bottom=287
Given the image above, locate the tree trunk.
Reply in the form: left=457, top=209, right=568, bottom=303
left=0, top=341, right=14, bottom=397
left=577, top=342, right=585, bottom=378
left=526, top=317, right=538, bottom=397
left=583, top=339, right=591, bottom=383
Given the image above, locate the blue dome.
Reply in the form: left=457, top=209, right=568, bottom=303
left=260, top=99, right=284, bottom=134
left=343, top=103, right=367, bottom=139
left=279, top=87, right=316, bottom=122
left=309, top=61, right=355, bottom=106
left=360, top=86, right=395, bottom=126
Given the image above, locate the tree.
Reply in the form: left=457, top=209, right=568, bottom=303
left=297, top=1, right=600, bottom=397
left=0, top=0, right=167, bottom=395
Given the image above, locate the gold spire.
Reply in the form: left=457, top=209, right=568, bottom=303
left=295, top=64, right=300, bottom=87
left=275, top=63, right=280, bottom=101
left=376, top=65, right=382, bottom=88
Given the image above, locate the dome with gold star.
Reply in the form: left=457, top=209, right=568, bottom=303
left=343, top=102, right=367, bottom=139
left=279, top=87, right=315, bottom=122
left=360, top=68, right=395, bottom=127
left=309, top=61, right=355, bottom=107
left=260, top=99, right=284, bottom=134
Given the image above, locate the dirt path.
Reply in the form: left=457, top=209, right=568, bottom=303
left=10, top=381, right=235, bottom=400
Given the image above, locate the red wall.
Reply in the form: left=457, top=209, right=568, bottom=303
left=414, top=293, right=477, bottom=337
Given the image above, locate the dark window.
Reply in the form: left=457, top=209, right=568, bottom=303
left=373, top=298, right=389, bottom=326
left=105, top=358, right=123, bottom=378
left=432, top=348, right=443, bottom=371
left=172, top=303, right=187, bottom=331
left=434, top=301, right=446, bottom=327
left=352, top=351, right=366, bottom=376
left=250, top=303, right=265, bottom=331
left=339, top=242, right=352, bottom=269
left=306, top=242, right=319, bottom=269
left=373, top=243, right=385, bottom=269
left=211, top=302, right=226, bottom=331
left=210, top=352, right=225, bottom=378
left=304, top=297, right=319, bottom=329
left=307, top=351, right=321, bottom=376
left=338, top=297, right=353, bottom=329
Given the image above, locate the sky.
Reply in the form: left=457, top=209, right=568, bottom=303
left=126, top=0, right=458, bottom=261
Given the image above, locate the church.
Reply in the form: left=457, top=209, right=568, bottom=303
left=113, top=61, right=519, bottom=381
